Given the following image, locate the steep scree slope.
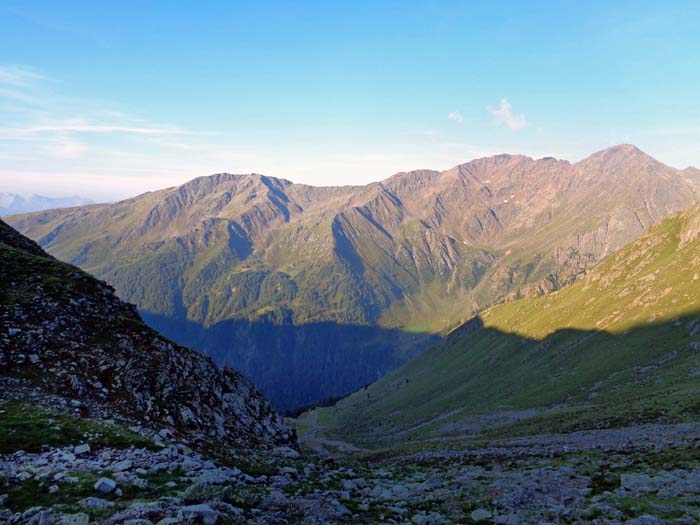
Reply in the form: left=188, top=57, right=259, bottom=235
left=0, top=219, right=293, bottom=449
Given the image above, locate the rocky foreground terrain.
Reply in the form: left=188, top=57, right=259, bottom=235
left=4, top=386, right=700, bottom=525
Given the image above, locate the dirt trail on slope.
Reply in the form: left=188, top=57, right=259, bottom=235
left=294, top=411, right=365, bottom=457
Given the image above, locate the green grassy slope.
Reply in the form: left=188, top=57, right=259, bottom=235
left=314, top=204, right=700, bottom=448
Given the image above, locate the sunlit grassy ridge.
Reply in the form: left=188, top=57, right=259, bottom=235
left=314, top=205, right=700, bottom=448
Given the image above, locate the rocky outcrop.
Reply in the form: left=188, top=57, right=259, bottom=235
left=0, top=219, right=293, bottom=449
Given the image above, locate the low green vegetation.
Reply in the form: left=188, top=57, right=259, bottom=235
left=1, top=472, right=109, bottom=513
left=0, top=467, right=187, bottom=513
left=0, top=401, right=153, bottom=454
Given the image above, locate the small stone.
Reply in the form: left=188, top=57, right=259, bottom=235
left=133, top=478, right=149, bottom=490
left=74, top=444, right=90, bottom=456
left=177, top=504, right=218, bottom=524
left=183, top=482, right=231, bottom=504
left=471, top=508, right=493, bottom=522
left=271, top=446, right=300, bottom=459
left=56, top=513, right=89, bottom=525
left=112, top=460, right=133, bottom=472
left=37, top=510, right=54, bottom=525
left=78, top=497, right=114, bottom=509
left=331, top=499, right=351, bottom=517
left=94, top=477, right=117, bottom=494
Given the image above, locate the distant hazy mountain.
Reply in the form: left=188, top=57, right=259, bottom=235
left=8, top=145, right=700, bottom=410
left=317, top=202, right=700, bottom=447
left=0, top=192, right=94, bottom=216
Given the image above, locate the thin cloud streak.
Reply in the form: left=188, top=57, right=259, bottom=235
left=0, top=65, right=49, bottom=86
left=16, top=122, right=216, bottom=136
left=0, top=63, right=225, bottom=173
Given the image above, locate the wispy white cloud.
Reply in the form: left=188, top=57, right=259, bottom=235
left=0, top=87, right=48, bottom=106
left=43, top=137, right=89, bottom=159
left=0, top=65, right=49, bottom=87
left=0, top=64, right=257, bottom=200
left=0, top=64, right=223, bottom=173
left=488, top=99, right=527, bottom=130
left=448, top=111, right=464, bottom=123
left=13, top=121, right=213, bottom=136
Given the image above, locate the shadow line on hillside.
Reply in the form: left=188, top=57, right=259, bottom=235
left=327, top=311, right=700, bottom=445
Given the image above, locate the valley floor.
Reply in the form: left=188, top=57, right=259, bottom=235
left=4, top=384, right=700, bottom=524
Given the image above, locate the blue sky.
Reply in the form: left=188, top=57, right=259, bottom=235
left=1, top=1, right=699, bottom=200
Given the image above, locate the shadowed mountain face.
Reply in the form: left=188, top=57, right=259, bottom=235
left=316, top=204, right=700, bottom=446
left=7, top=145, right=700, bottom=410
left=142, top=312, right=440, bottom=412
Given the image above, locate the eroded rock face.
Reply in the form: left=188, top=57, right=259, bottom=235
left=0, top=219, right=294, bottom=450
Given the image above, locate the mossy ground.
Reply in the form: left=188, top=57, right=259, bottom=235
left=0, top=468, right=187, bottom=513
left=0, top=400, right=154, bottom=454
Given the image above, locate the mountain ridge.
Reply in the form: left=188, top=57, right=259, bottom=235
left=8, top=144, right=700, bottom=410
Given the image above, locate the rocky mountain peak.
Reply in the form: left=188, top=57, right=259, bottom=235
left=577, top=144, right=661, bottom=171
